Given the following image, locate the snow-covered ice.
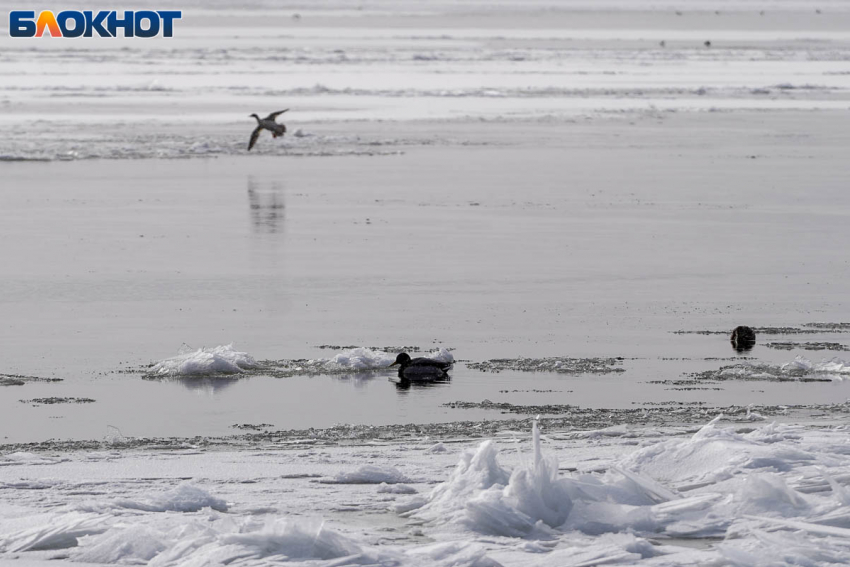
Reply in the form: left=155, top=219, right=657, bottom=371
left=324, top=347, right=453, bottom=371
left=782, top=355, right=850, bottom=378
left=149, top=345, right=258, bottom=376
left=3, top=419, right=850, bottom=566
left=327, top=465, right=412, bottom=485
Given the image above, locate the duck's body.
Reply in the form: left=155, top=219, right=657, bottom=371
left=389, top=352, right=452, bottom=381
left=248, top=110, right=288, bottom=151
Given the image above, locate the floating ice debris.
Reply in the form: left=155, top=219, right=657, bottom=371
left=326, top=347, right=396, bottom=370
left=687, top=357, right=850, bottom=383
left=467, top=357, right=623, bottom=375
left=377, top=483, right=418, bottom=494
left=444, top=400, right=577, bottom=415
left=428, top=442, right=448, bottom=453
left=316, top=344, right=423, bottom=352
left=19, top=397, right=95, bottom=405
left=744, top=405, right=765, bottom=422
left=0, top=373, right=63, bottom=386
left=781, top=355, right=850, bottom=377
left=326, top=465, right=412, bottom=485
left=231, top=423, right=274, bottom=431
left=149, top=344, right=257, bottom=376
left=766, top=342, right=849, bottom=351
left=803, top=322, right=850, bottom=331
left=104, top=425, right=126, bottom=445
left=143, top=346, right=454, bottom=381
left=273, top=347, right=453, bottom=375
left=675, top=326, right=845, bottom=335
left=114, top=484, right=228, bottom=513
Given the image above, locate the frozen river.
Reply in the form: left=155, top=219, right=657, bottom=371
left=2, top=1, right=850, bottom=565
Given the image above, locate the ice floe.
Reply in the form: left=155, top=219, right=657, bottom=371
left=329, top=347, right=453, bottom=370
left=326, top=465, right=412, bottom=485
left=113, top=484, right=228, bottom=513
left=782, top=355, right=850, bottom=377
left=4, top=419, right=850, bottom=566
left=264, top=347, right=454, bottom=377
left=325, top=347, right=397, bottom=370
left=377, top=483, right=418, bottom=494
left=149, top=344, right=258, bottom=377
left=691, top=356, right=850, bottom=383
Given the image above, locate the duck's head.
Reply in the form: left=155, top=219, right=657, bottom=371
left=249, top=113, right=260, bottom=120
left=389, top=353, right=411, bottom=367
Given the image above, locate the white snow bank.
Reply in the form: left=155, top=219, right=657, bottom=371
left=782, top=355, right=850, bottom=377
left=115, top=484, right=228, bottom=513
left=327, top=465, right=412, bottom=485
left=150, top=344, right=257, bottom=376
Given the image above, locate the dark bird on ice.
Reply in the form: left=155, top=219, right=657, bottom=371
left=389, top=352, right=452, bottom=380
left=248, top=109, right=288, bottom=151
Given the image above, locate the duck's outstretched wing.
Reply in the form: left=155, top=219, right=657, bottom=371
left=248, top=126, right=262, bottom=151
left=265, top=109, right=289, bottom=120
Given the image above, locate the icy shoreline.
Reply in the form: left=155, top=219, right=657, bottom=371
left=3, top=418, right=850, bottom=566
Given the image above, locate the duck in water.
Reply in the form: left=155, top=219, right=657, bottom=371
left=389, top=352, right=452, bottom=380
left=248, top=109, right=288, bottom=151
left=731, top=325, right=757, bottom=351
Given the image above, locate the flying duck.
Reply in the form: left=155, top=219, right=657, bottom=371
left=248, top=109, right=288, bottom=151
left=389, top=352, right=452, bottom=380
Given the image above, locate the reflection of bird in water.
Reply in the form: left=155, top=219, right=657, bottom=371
left=389, top=352, right=452, bottom=380
left=248, top=109, right=289, bottom=151
left=393, top=374, right=451, bottom=391
left=247, top=177, right=285, bottom=233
